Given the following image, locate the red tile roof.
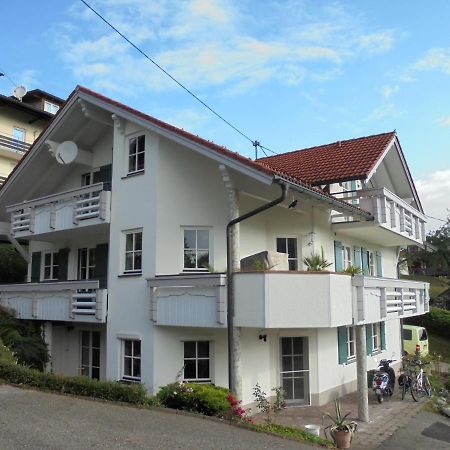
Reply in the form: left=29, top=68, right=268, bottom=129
left=257, top=131, right=396, bottom=185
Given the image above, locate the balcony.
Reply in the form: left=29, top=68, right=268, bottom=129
left=332, top=187, right=427, bottom=246
left=0, top=280, right=107, bottom=323
left=7, top=183, right=111, bottom=239
left=147, top=272, right=429, bottom=328
left=147, top=274, right=227, bottom=328
left=0, top=133, right=30, bottom=156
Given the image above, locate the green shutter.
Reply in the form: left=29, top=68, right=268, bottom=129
left=31, top=252, right=41, bottom=283
left=361, top=248, right=369, bottom=275
left=376, top=251, right=383, bottom=277
left=334, top=241, right=344, bottom=272
left=366, top=324, right=373, bottom=355
left=94, top=243, right=109, bottom=289
left=380, top=322, right=386, bottom=350
left=58, top=249, right=69, bottom=281
left=353, top=246, right=362, bottom=269
left=337, top=327, right=348, bottom=364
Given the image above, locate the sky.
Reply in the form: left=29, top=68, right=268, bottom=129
left=0, top=0, right=449, bottom=230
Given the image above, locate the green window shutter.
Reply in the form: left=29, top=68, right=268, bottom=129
left=376, top=251, right=383, bottom=277
left=57, top=249, right=70, bottom=281
left=380, top=322, right=386, bottom=350
left=31, top=252, right=41, bottom=283
left=353, top=246, right=362, bottom=269
left=361, top=248, right=369, bottom=275
left=94, top=243, right=109, bottom=289
left=366, top=324, right=373, bottom=355
left=337, top=327, right=348, bottom=364
left=334, top=241, right=344, bottom=272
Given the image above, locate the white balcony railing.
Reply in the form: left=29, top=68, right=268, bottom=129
left=332, top=187, right=427, bottom=245
left=0, top=280, right=107, bottom=323
left=147, top=272, right=430, bottom=328
left=7, top=183, right=110, bottom=238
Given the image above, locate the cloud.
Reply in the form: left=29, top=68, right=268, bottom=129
left=381, top=84, right=399, bottom=98
left=57, top=0, right=397, bottom=96
left=368, top=103, right=397, bottom=120
left=415, top=48, right=450, bottom=74
left=438, top=116, right=450, bottom=127
left=415, top=170, right=450, bottom=232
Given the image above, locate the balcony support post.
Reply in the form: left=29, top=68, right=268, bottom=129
left=355, top=324, right=369, bottom=422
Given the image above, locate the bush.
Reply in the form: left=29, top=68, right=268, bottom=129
left=0, top=361, right=151, bottom=405
left=406, top=307, right=450, bottom=340
left=0, top=339, right=16, bottom=364
left=157, top=381, right=229, bottom=416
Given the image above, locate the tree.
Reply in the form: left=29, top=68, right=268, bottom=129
left=0, top=244, right=27, bottom=283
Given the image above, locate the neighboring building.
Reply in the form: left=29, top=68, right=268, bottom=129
left=0, top=86, right=429, bottom=406
left=0, top=88, right=64, bottom=184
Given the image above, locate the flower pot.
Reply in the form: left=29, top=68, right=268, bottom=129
left=331, top=429, right=352, bottom=449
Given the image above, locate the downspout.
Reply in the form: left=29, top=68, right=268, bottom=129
left=226, top=179, right=288, bottom=395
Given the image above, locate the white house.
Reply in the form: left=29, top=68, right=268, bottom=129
left=0, top=86, right=429, bottom=407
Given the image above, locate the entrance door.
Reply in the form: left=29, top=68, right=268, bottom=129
left=80, top=331, right=100, bottom=379
left=280, top=337, right=310, bottom=405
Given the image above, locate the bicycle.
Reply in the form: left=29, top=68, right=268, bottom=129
left=410, top=359, right=432, bottom=401
left=398, top=364, right=414, bottom=400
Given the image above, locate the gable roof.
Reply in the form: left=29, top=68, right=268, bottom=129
left=0, top=85, right=372, bottom=220
left=257, top=131, right=397, bottom=186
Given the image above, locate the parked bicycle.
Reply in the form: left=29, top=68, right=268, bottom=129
left=410, top=358, right=432, bottom=401
left=398, top=357, right=415, bottom=401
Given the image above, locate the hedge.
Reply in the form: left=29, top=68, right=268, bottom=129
left=405, top=307, right=450, bottom=340
left=0, top=361, right=152, bottom=405
left=157, top=382, right=229, bottom=416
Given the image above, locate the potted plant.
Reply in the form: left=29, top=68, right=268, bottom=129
left=323, top=399, right=357, bottom=449
left=303, top=247, right=332, bottom=271
left=342, top=265, right=362, bottom=275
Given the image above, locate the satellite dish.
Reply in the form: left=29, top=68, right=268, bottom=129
left=13, top=85, right=27, bottom=101
left=55, top=141, right=78, bottom=165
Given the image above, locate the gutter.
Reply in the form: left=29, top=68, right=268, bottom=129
left=226, top=179, right=287, bottom=394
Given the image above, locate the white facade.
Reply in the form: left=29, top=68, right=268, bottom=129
left=0, top=87, right=429, bottom=406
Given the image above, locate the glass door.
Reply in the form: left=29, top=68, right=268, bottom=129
left=80, top=331, right=100, bottom=380
left=280, top=337, right=310, bottom=405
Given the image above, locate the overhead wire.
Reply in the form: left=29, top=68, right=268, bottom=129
left=79, top=0, right=279, bottom=158
left=0, top=66, right=17, bottom=88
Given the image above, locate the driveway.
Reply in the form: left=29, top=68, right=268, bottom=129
left=0, top=385, right=313, bottom=450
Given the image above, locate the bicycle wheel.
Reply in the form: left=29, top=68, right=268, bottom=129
left=423, top=376, right=432, bottom=397
left=411, top=379, right=418, bottom=402
left=401, top=382, right=406, bottom=400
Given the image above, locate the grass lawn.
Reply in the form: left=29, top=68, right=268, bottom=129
left=429, top=332, right=450, bottom=364
left=401, top=275, right=449, bottom=300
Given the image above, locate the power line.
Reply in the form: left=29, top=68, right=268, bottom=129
left=79, top=0, right=278, bottom=158
left=0, top=66, right=17, bottom=87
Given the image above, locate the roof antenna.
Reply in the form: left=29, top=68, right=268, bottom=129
left=253, top=140, right=260, bottom=160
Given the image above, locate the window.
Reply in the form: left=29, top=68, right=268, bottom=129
left=80, top=331, right=100, bottom=380
left=128, top=135, right=145, bottom=174
left=371, top=323, right=381, bottom=353
left=78, top=248, right=96, bottom=280
left=368, top=251, right=376, bottom=276
left=124, top=231, right=142, bottom=273
left=12, top=127, right=25, bottom=142
left=183, top=341, right=211, bottom=382
left=342, top=245, right=352, bottom=269
left=346, top=327, right=356, bottom=360
left=44, top=101, right=60, bottom=114
left=403, top=329, right=413, bottom=340
left=183, top=229, right=209, bottom=270
left=43, top=252, right=59, bottom=280
left=276, top=237, right=298, bottom=270
left=122, top=340, right=141, bottom=381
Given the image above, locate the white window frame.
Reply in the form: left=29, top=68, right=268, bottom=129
left=182, top=228, right=210, bottom=271
left=123, top=230, right=143, bottom=274
left=42, top=251, right=59, bottom=280
left=127, top=134, right=145, bottom=175
left=44, top=101, right=59, bottom=114
left=276, top=237, right=298, bottom=270
left=78, top=247, right=96, bottom=280
left=368, top=250, right=376, bottom=276
left=122, top=339, right=141, bottom=382
left=342, top=245, right=352, bottom=269
left=372, top=323, right=381, bottom=353
left=183, top=340, right=211, bottom=382
left=346, top=326, right=356, bottom=361
left=12, top=127, right=26, bottom=142
left=80, top=330, right=101, bottom=380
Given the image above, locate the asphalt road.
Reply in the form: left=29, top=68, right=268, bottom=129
left=0, top=385, right=313, bottom=450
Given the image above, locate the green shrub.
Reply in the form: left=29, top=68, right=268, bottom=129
left=406, top=307, right=450, bottom=340
left=0, top=361, right=151, bottom=405
left=157, top=381, right=229, bottom=416
left=0, top=339, right=16, bottom=364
